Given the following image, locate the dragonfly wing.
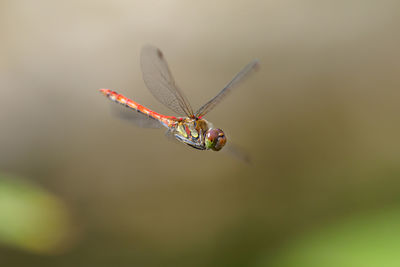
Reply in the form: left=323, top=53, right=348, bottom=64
left=195, top=59, right=259, bottom=118
left=223, top=142, right=251, bottom=164
left=109, top=102, right=163, bottom=128
left=141, top=45, right=194, bottom=117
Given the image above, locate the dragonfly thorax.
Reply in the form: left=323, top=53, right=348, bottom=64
left=172, top=118, right=226, bottom=151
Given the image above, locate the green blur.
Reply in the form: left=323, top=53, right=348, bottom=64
left=0, top=174, right=73, bottom=253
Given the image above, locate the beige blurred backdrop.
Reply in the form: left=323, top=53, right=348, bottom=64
left=1, top=0, right=400, bottom=266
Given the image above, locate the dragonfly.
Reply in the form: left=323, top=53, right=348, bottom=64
left=100, top=45, right=259, bottom=152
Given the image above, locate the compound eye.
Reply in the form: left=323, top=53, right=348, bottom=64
left=213, top=131, right=226, bottom=151
left=205, top=129, right=226, bottom=151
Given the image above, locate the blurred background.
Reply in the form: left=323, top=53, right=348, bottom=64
left=1, top=0, right=400, bottom=266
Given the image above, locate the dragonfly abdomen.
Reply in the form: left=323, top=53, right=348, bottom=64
left=100, top=89, right=177, bottom=128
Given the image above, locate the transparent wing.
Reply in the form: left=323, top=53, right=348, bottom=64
left=195, top=59, right=259, bottom=118
left=141, top=45, right=194, bottom=117
left=108, top=102, right=162, bottom=128
left=223, top=142, right=251, bottom=164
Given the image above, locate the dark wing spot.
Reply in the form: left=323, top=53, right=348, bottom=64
left=157, top=49, right=164, bottom=59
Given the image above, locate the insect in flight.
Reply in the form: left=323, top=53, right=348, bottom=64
left=100, top=45, right=258, bottom=152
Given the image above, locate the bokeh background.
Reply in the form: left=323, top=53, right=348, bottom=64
left=1, top=0, right=400, bottom=266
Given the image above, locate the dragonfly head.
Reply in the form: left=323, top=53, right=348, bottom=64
left=205, top=128, right=226, bottom=151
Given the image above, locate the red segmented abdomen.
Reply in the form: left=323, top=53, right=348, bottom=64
left=99, top=89, right=178, bottom=127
